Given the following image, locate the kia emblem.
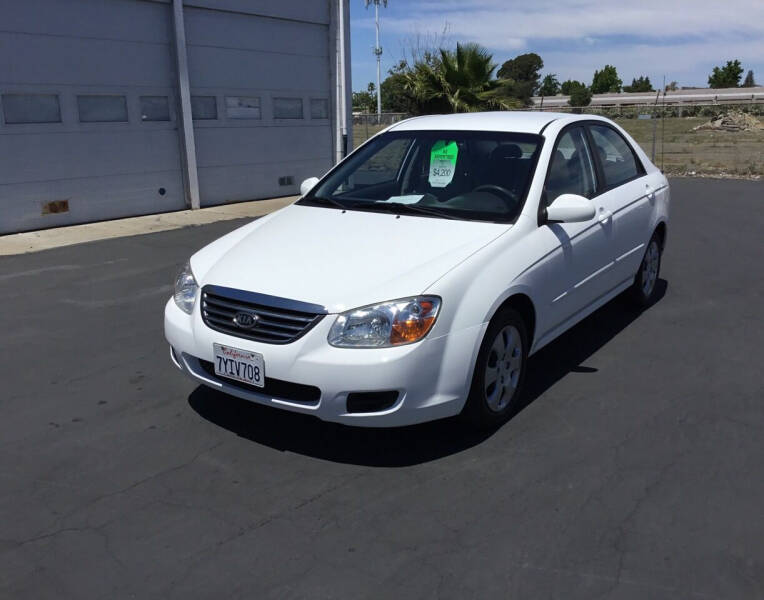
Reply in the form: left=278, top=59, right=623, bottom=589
left=233, top=311, right=259, bottom=329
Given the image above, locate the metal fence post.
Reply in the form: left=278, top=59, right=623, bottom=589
left=651, top=90, right=660, bottom=162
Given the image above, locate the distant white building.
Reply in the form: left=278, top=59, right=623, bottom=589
left=0, top=0, right=352, bottom=234
left=532, top=86, right=764, bottom=109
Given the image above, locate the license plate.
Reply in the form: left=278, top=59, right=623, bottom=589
left=213, top=343, right=264, bottom=388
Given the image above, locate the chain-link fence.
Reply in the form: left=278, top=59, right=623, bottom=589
left=354, top=105, right=763, bottom=177
left=352, top=112, right=408, bottom=150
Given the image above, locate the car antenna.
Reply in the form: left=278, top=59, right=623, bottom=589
left=661, top=75, right=666, bottom=172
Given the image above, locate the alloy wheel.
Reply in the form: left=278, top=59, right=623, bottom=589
left=484, top=325, right=523, bottom=412
left=641, top=239, right=660, bottom=297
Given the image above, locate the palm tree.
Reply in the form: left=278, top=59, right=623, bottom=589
left=405, top=43, right=523, bottom=113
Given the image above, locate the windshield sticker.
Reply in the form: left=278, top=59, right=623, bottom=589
left=385, top=194, right=424, bottom=205
left=428, top=140, right=458, bottom=188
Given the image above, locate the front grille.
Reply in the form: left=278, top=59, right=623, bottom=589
left=201, top=285, right=326, bottom=344
left=198, top=360, right=321, bottom=404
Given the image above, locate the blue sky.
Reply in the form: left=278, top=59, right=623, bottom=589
left=349, top=0, right=764, bottom=92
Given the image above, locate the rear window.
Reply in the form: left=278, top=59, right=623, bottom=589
left=589, top=125, right=643, bottom=188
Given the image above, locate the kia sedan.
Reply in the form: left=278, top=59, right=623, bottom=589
left=165, top=112, right=669, bottom=428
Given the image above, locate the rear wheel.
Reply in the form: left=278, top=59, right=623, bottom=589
left=462, top=308, right=528, bottom=429
left=629, top=233, right=662, bottom=306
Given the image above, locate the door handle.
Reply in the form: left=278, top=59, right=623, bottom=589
left=646, top=184, right=656, bottom=201
left=598, top=207, right=612, bottom=224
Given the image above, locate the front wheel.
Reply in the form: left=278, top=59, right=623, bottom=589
left=462, top=308, right=528, bottom=429
left=629, top=233, right=662, bottom=307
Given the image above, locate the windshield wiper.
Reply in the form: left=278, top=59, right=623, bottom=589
left=305, top=195, right=349, bottom=210
left=374, top=202, right=459, bottom=220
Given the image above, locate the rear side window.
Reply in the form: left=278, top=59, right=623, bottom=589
left=588, top=125, right=643, bottom=188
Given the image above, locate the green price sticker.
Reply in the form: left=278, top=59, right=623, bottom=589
left=428, top=140, right=458, bottom=188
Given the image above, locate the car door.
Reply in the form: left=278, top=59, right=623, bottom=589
left=534, top=125, right=621, bottom=340
left=586, top=124, right=654, bottom=285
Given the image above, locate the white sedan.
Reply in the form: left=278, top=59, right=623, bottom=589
left=165, top=112, right=669, bottom=428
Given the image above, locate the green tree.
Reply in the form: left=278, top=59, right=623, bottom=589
left=708, top=60, right=744, bottom=88
left=381, top=62, right=418, bottom=113
left=538, top=73, right=560, bottom=96
left=405, top=42, right=523, bottom=113
left=742, top=70, right=756, bottom=87
left=665, top=81, right=678, bottom=92
left=352, top=82, right=377, bottom=113
left=497, top=52, right=544, bottom=95
left=591, top=65, right=622, bottom=94
left=560, top=79, right=586, bottom=95
left=567, top=82, right=592, bottom=107
left=623, top=76, right=653, bottom=93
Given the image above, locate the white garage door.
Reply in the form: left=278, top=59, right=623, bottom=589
left=0, top=0, right=186, bottom=234
left=183, top=3, right=335, bottom=205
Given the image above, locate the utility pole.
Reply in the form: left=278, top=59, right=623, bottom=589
left=365, top=0, right=387, bottom=118
left=334, top=0, right=350, bottom=162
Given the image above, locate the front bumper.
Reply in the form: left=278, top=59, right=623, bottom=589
left=164, top=298, right=484, bottom=427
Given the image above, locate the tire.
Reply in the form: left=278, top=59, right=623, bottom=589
left=462, top=307, right=528, bottom=429
left=629, top=232, right=662, bottom=307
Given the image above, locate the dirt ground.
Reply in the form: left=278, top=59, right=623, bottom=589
left=620, top=117, right=763, bottom=177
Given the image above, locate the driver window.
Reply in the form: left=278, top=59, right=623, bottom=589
left=544, top=127, right=597, bottom=206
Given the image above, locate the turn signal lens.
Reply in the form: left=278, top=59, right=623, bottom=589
left=328, top=296, right=441, bottom=348
left=390, top=299, right=438, bottom=345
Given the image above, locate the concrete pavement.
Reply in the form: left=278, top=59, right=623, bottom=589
left=0, top=196, right=296, bottom=256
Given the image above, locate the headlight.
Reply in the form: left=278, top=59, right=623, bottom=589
left=328, top=296, right=441, bottom=348
left=173, top=261, right=198, bottom=315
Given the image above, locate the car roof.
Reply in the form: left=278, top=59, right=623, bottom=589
left=388, top=111, right=587, bottom=135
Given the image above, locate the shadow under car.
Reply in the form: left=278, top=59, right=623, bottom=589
left=188, top=280, right=667, bottom=467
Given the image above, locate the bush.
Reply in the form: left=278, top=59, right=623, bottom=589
left=568, top=85, right=592, bottom=107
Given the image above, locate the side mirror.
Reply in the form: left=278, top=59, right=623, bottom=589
left=545, top=194, right=595, bottom=223
left=300, top=177, right=320, bottom=197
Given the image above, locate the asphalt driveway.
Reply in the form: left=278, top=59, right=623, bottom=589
left=1, top=178, right=762, bottom=599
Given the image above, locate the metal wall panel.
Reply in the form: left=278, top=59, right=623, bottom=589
left=0, top=0, right=185, bottom=233
left=183, top=0, right=330, bottom=24
left=0, top=0, right=340, bottom=233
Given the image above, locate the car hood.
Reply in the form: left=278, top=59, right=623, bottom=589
left=192, top=204, right=510, bottom=313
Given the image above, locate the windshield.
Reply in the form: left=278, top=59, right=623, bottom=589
left=299, top=130, right=543, bottom=223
